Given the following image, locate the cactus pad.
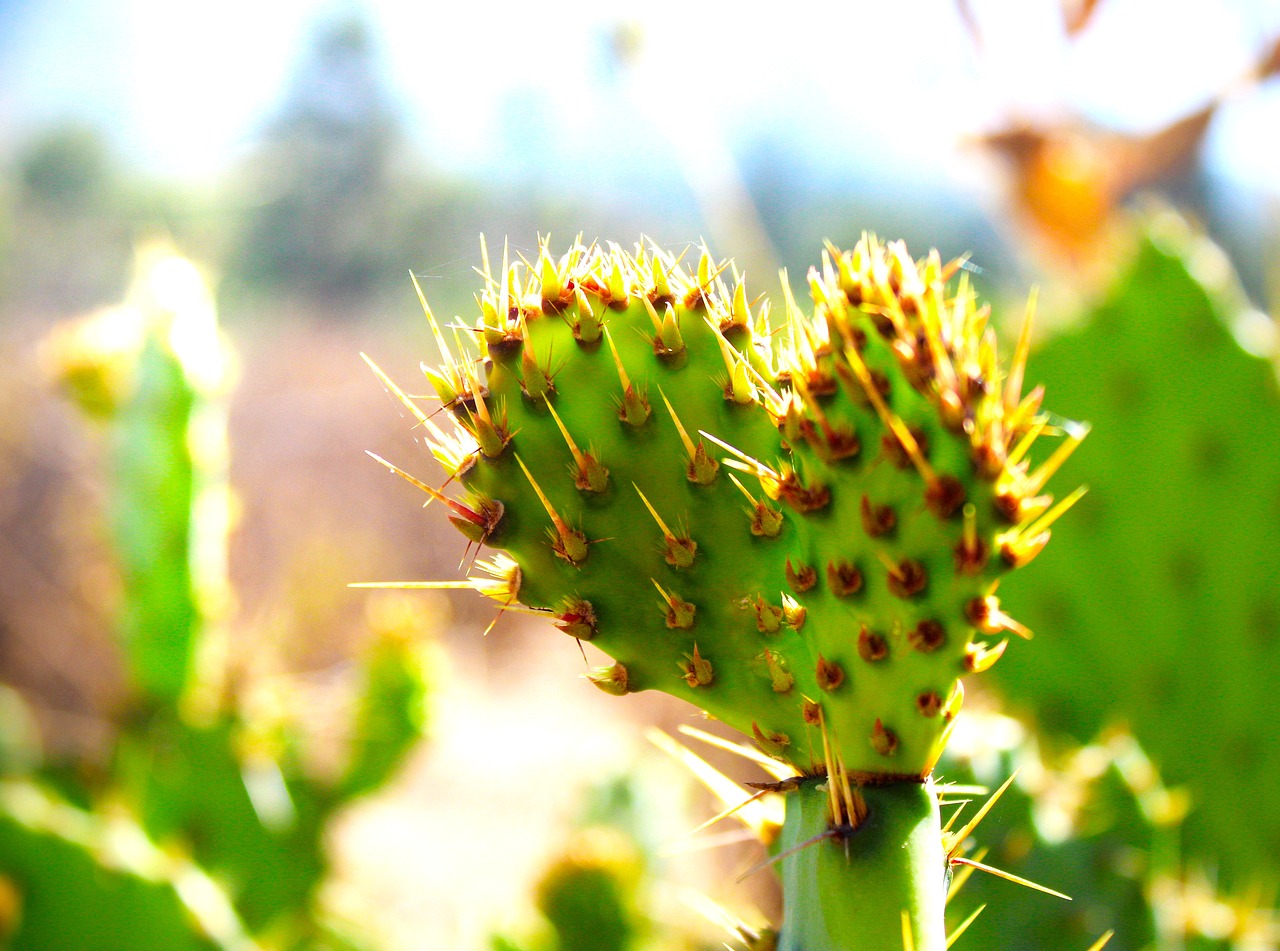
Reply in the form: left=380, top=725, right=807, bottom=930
left=372, top=236, right=1084, bottom=785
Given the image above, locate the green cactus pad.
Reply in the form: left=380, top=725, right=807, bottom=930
left=996, top=215, right=1280, bottom=888
left=374, top=237, right=1083, bottom=784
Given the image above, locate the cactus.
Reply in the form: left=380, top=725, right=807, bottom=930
left=7, top=244, right=434, bottom=949
left=0, top=777, right=249, bottom=950
left=369, top=234, right=1087, bottom=949
left=994, top=212, right=1280, bottom=892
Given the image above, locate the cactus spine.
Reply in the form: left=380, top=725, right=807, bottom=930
left=370, top=236, right=1084, bottom=949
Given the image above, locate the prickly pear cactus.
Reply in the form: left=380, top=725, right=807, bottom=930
left=370, top=236, right=1085, bottom=948
left=995, top=214, right=1280, bottom=890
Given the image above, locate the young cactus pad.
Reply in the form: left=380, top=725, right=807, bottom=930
left=370, top=236, right=1083, bottom=785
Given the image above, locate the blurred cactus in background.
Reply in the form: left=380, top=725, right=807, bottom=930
left=0, top=244, right=436, bottom=949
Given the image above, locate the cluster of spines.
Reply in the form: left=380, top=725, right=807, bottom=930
left=367, top=234, right=1084, bottom=787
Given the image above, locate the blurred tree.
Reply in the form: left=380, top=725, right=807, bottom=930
left=0, top=124, right=134, bottom=314
left=230, top=14, right=408, bottom=308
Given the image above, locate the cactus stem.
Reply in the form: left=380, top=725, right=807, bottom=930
left=515, top=454, right=589, bottom=563
left=652, top=579, right=697, bottom=628
left=633, top=483, right=697, bottom=567
left=545, top=400, right=609, bottom=493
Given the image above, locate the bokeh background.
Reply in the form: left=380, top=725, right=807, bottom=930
left=2, top=1, right=1280, bottom=949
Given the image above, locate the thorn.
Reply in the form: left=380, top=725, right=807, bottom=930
left=946, top=904, right=987, bottom=948
left=857, top=625, right=889, bottom=662
left=871, top=719, right=898, bottom=756
left=658, top=386, right=719, bottom=484
left=826, top=560, right=863, bottom=597
left=948, top=856, right=1071, bottom=901
left=908, top=619, right=946, bottom=653
left=877, top=552, right=927, bottom=599
left=727, top=472, right=783, bottom=537
left=545, top=401, right=609, bottom=493
left=758, top=649, right=793, bottom=692
left=785, top=557, right=816, bottom=593
left=965, top=638, right=1009, bottom=673
left=946, top=771, right=1020, bottom=856
left=736, top=826, right=836, bottom=883
left=648, top=728, right=787, bottom=843
left=634, top=483, right=697, bottom=567
left=515, top=454, right=588, bottom=563
left=744, top=596, right=784, bottom=634
left=1005, top=287, right=1036, bottom=419
left=680, top=644, right=715, bottom=687
left=1016, top=484, right=1089, bottom=542
left=1025, top=423, right=1090, bottom=495
left=751, top=722, right=791, bottom=758
left=587, top=663, right=630, bottom=696
left=816, top=655, right=845, bottom=691
left=572, top=286, right=603, bottom=343
left=520, top=340, right=555, bottom=401
left=700, top=430, right=784, bottom=498
left=966, top=596, right=1032, bottom=640
left=604, top=326, right=650, bottom=425
left=954, top=503, right=989, bottom=575
left=704, top=315, right=756, bottom=404
left=1085, top=931, right=1116, bottom=951
left=653, top=579, right=696, bottom=629
left=555, top=596, right=597, bottom=640
left=841, top=343, right=936, bottom=483
left=677, top=724, right=793, bottom=780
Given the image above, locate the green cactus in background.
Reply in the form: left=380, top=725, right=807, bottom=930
left=367, top=235, right=1089, bottom=949
left=995, top=212, right=1280, bottom=898
left=1, top=244, right=435, bottom=950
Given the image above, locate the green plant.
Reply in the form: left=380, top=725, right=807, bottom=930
left=0, top=244, right=434, bottom=950
left=996, top=213, right=1280, bottom=896
left=367, top=235, right=1091, bottom=949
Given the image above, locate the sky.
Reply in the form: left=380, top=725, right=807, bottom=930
left=0, top=0, right=1278, bottom=197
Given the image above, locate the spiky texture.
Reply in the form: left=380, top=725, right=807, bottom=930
left=377, top=235, right=1083, bottom=785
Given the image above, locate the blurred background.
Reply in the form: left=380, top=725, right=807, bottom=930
left=2, top=1, right=1279, bottom=949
